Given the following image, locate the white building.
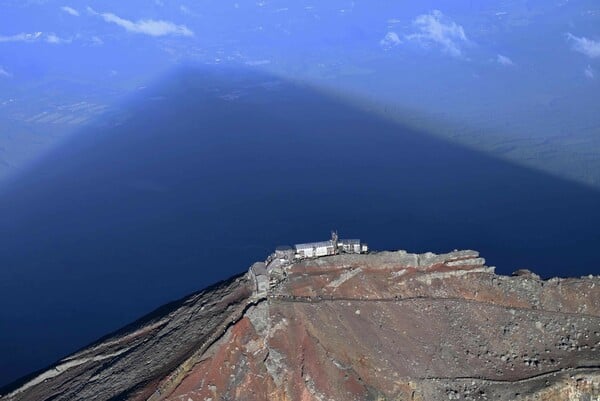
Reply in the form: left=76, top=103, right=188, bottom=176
left=338, top=239, right=362, bottom=254
left=293, top=232, right=368, bottom=260
left=294, top=241, right=335, bottom=258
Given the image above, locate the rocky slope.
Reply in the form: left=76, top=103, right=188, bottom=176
left=2, top=250, right=599, bottom=401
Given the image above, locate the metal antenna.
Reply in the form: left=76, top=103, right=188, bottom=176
left=331, top=230, right=339, bottom=253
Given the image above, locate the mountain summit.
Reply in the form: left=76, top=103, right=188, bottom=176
left=2, top=248, right=599, bottom=401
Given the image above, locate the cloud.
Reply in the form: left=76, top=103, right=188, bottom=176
left=0, top=32, right=42, bottom=43
left=585, top=65, right=595, bottom=79
left=380, top=32, right=401, bottom=50
left=566, top=33, right=600, bottom=58
left=406, top=10, right=469, bottom=57
left=45, top=33, right=71, bottom=44
left=61, top=6, right=79, bottom=16
left=496, top=54, right=515, bottom=66
left=179, top=5, right=201, bottom=17
left=88, top=7, right=194, bottom=37
left=0, top=32, right=69, bottom=44
left=0, top=66, right=12, bottom=78
left=245, top=59, right=271, bottom=66
left=90, top=36, right=104, bottom=46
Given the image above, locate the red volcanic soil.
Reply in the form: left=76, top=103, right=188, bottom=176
left=3, top=250, right=599, bottom=401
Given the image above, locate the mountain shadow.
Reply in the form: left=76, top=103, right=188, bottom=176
left=1, top=65, right=599, bottom=387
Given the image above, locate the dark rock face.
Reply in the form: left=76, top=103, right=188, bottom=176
left=2, top=250, right=599, bottom=401
left=0, top=275, right=255, bottom=401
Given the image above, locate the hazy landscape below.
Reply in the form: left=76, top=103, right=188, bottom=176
left=1, top=0, right=599, bottom=189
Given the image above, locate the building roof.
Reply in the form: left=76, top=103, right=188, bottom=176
left=295, top=241, right=333, bottom=250
left=339, top=239, right=360, bottom=244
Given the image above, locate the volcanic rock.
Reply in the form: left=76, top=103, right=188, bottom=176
left=2, top=249, right=599, bottom=401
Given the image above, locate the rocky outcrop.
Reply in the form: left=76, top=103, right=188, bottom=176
left=2, top=250, right=599, bottom=401
left=0, top=274, right=255, bottom=401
